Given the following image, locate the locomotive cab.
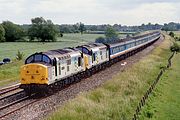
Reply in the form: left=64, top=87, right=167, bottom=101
left=20, top=53, right=52, bottom=93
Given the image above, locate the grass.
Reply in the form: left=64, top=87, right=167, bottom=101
left=0, top=60, right=23, bottom=86
left=139, top=41, right=180, bottom=120
left=47, top=33, right=173, bottom=120
left=174, top=31, right=180, bottom=37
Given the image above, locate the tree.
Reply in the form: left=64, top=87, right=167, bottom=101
left=28, top=17, right=58, bottom=42
left=78, top=22, right=86, bottom=34
left=0, top=24, right=5, bottom=42
left=2, top=21, right=24, bottom=42
left=105, top=27, right=119, bottom=43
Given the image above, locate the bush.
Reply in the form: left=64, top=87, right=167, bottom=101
left=170, top=42, right=180, bottom=52
left=169, top=31, right=175, bottom=38
left=16, top=50, right=24, bottom=60
left=95, top=37, right=105, bottom=43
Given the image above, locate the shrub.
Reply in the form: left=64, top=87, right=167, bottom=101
left=175, top=37, right=179, bottom=41
left=169, top=31, right=175, bottom=38
left=170, top=42, right=180, bottom=52
left=95, top=36, right=105, bottom=43
left=16, top=50, right=24, bottom=60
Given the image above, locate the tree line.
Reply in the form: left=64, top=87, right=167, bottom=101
left=0, top=17, right=180, bottom=42
left=0, top=17, right=86, bottom=42
left=20, top=22, right=180, bottom=36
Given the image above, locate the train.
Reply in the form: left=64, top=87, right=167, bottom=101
left=20, top=31, right=161, bottom=95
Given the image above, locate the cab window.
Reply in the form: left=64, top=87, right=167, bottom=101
left=25, top=54, right=51, bottom=64
left=34, top=54, right=42, bottom=62
left=26, top=56, right=34, bottom=63
left=43, top=55, right=50, bottom=63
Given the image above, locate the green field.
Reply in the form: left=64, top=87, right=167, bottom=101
left=174, top=31, right=180, bottom=37
left=47, top=33, right=173, bottom=120
left=139, top=41, right=180, bottom=120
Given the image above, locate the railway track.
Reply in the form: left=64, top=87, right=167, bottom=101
left=0, top=95, right=39, bottom=119
left=0, top=84, right=48, bottom=119
left=0, top=83, right=25, bottom=106
left=0, top=83, right=29, bottom=119
left=0, top=83, right=20, bottom=95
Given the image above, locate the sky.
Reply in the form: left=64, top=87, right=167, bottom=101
left=0, top=0, right=179, bottom=25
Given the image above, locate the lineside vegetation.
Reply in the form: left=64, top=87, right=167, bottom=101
left=139, top=41, right=180, bottom=120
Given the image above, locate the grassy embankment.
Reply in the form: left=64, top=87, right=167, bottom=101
left=47, top=34, right=173, bottom=120
left=138, top=37, right=180, bottom=120
left=0, top=34, right=104, bottom=86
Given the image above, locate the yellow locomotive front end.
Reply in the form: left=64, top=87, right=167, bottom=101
left=20, top=63, right=49, bottom=93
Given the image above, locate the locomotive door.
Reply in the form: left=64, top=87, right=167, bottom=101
left=92, top=51, right=98, bottom=65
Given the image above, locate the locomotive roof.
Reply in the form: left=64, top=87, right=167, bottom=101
left=42, top=48, right=81, bottom=60
left=77, top=43, right=107, bottom=51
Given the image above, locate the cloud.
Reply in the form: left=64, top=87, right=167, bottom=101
left=111, top=2, right=180, bottom=25
left=0, top=0, right=179, bottom=25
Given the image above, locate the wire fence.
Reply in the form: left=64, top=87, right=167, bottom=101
left=132, top=51, right=175, bottom=120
